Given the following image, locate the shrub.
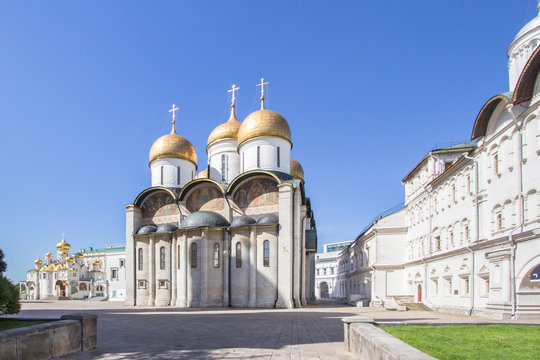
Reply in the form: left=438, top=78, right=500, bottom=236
left=0, top=249, right=20, bottom=315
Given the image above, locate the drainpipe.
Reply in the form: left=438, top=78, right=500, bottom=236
left=506, top=104, right=524, bottom=320
left=463, top=153, right=479, bottom=316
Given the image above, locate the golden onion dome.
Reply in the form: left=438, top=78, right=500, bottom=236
left=34, top=257, right=43, bottom=265
left=66, top=257, right=74, bottom=263
left=290, top=158, right=305, bottom=182
left=74, top=251, right=84, bottom=258
left=238, top=108, right=292, bottom=148
left=45, top=251, right=53, bottom=258
left=195, top=169, right=208, bottom=179
left=149, top=124, right=197, bottom=166
left=56, top=236, right=71, bottom=251
left=92, top=260, right=101, bottom=266
left=207, top=106, right=241, bottom=149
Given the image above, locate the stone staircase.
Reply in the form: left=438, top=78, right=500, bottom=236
left=402, top=302, right=432, bottom=311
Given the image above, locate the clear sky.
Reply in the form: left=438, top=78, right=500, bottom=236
left=1, top=1, right=538, bottom=282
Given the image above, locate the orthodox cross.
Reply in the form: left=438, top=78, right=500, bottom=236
left=228, top=84, right=239, bottom=107
left=256, top=78, right=269, bottom=109
left=169, top=104, right=179, bottom=132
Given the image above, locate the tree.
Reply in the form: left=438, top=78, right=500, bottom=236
left=0, top=249, right=20, bottom=315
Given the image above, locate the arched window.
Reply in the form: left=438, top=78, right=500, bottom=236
left=213, top=243, right=220, bottom=268
left=263, top=240, right=270, bottom=266
left=236, top=242, right=242, bottom=267
left=221, top=154, right=227, bottom=182
left=178, top=245, right=181, bottom=269
left=160, top=247, right=166, bottom=270
left=191, top=243, right=197, bottom=268
left=138, top=248, right=143, bottom=271
left=277, top=147, right=280, bottom=167
left=160, top=166, right=164, bottom=185
left=177, top=166, right=181, bottom=185
left=257, top=146, right=261, bottom=168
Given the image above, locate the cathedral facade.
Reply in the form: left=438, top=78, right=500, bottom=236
left=125, top=83, right=317, bottom=308
left=336, top=7, right=540, bottom=319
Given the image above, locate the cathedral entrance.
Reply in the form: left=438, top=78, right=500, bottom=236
left=417, top=284, right=422, bottom=302
left=56, top=280, right=66, bottom=297
left=320, top=282, right=329, bottom=298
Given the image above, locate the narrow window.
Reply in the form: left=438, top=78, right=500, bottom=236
left=497, top=213, right=503, bottom=230
left=221, top=154, right=226, bottom=182
left=177, top=167, right=181, bottom=185
left=263, top=240, right=270, bottom=266
left=465, top=277, right=470, bottom=295
left=191, top=243, right=197, bottom=268
left=435, top=236, right=441, bottom=251
left=177, top=245, right=180, bottom=269
left=213, top=243, right=220, bottom=268
left=465, top=225, right=470, bottom=241
left=138, top=248, right=143, bottom=271
left=277, top=147, right=280, bottom=167
left=160, top=166, right=164, bottom=185
left=449, top=232, right=454, bottom=247
left=236, top=242, right=242, bottom=267
left=493, top=153, right=499, bottom=174
left=160, top=247, right=165, bottom=270
left=191, top=170, right=194, bottom=180
left=466, top=175, right=471, bottom=194
left=257, top=146, right=261, bottom=168
left=451, top=185, right=456, bottom=203
left=242, top=152, right=245, bottom=172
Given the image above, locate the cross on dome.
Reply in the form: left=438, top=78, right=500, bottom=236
left=169, top=104, right=179, bottom=133
left=256, top=78, right=269, bottom=109
left=228, top=84, right=239, bottom=107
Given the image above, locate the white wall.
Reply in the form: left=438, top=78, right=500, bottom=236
left=239, top=137, right=291, bottom=174
left=150, top=158, right=196, bottom=188
left=207, top=139, right=240, bottom=184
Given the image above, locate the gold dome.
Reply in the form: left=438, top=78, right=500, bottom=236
left=66, top=257, right=74, bottom=263
left=45, top=251, right=53, bottom=258
left=56, top=236, right=71, bottom=251
left=149, top=126, right=197, bottom=166
left=195, top=169, right=208, bottom=179
left=59, top=251, right=68, bottom=257
left=290, top=158, right=304, bottom=182
left=34, top=257, right=43, bottom=265
left=74, top=251, right=84, bottom=258
left=207, top=106, right=241, bottom=149
left=238, top=109, right=292, bottom=148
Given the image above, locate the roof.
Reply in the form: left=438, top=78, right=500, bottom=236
left=83, top=245, right=126, bottom=254
left=513, top=45, right=540, bottom=104
left=471, top=92, right=513, bottom=140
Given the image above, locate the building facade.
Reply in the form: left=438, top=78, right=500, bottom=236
left=21, top=236, right=126, bottom=301
left=315, top=241, right=351, bottom=299
left=337, top=7, right=540, bottom=319
left=125, top=83, right=317, bottom=308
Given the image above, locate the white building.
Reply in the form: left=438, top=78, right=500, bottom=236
left=315, top=241, right=351, bottom=299
left=125, top=82, right=318, bottom=308
left=337, top=6, right=540, bottom=319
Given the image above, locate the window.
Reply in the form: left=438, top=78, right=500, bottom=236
left=451, top=185, right=456, bottom=203
left=493, top=153, right=499, bottom=175
left=435, top=236, right=441, bottom=251
left=447, top=278, right=453, bottom=295
left=158, top=280, right=167, bottom=288
left=449, top=232, right=454, bottom=248
left=119, top=259, right=125, bottom=268
left=178, top=245, right=181, bottom=269
left=263, top=240, right=270, bottom=266
left=177, top=167, right=181, bottom=185
left=257, top=146, right=261, bottom=168
left=433, top=279, right=439, bottom=296
left=137, top=280, right=146, bottom=289
left=160, top=247, right=166, bottom=270
left=331, top=267, right=334, bottom=275
left=160, top=166, right=164, bottom=185
left=277, top=147, right=280, bottom=167
left=316, top=269, right=320, bottom=276
left=221, top=154, right=226, bottom=181
left=466, top=175, right=471, bottom=194
left=138, top=248, right=143, bottom=271
left=236, top=242, right=242, bottom=267
left=191, top=243, right=197, bottom=268
left=465, top=225, right=470, bottom=242
left=213, top=243, right=220, bottom=268
left=191, top=170, right=194, bottom=180
left=497, top=212, right=503, bottom=230
left=111, top=269, right=118, bottom=280
left=464, top=277, right=470, bottom=295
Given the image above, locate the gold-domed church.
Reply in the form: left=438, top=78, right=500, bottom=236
left=125, top=80, right=318, bottom=308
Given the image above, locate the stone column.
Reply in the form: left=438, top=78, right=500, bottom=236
left=171, top=234, right=177, bottom=306
left=222, top=231, right=230, bottom=307
left=149, top=236, right=155, bottom=306
left=292, top=188, right=302, bottom=307
left=276, top=184, right=294, bottom=308
left=125, top=205, right=142, bottom=306
left=178, top=234, right=187, bottom=307
left=200, top=230, right=208, bottom=307
left=248, top=227, right=257, bottom=307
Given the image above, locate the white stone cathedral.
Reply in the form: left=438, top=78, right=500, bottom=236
left=335, top=6, right=540, bottom=319
left=125, top=81, right=317, bottom=308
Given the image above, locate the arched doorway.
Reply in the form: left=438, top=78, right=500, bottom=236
left=56, top=280, right=66, bottom=297
left=417, top=284, right=422, bottom=302
left=320, top=282, right=329, bottom=298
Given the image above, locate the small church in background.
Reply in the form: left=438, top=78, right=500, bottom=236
left=125, top=80, right=318, bottom=308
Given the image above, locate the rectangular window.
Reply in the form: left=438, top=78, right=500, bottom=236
left=435, top=236, right=441, bottom=251
left=257, top=146, right=261, bottom=168
left=494, top=153, right=499, bottom=174
left=111, top=269, right=118, bottom=280
left=497, top=213, right=503, bottom=230
left=263, top=240, right=270, bottom=267
left=177, top=167, right=181, bottom=185
left=137, top=280, right=146, bottom=289
left=221, top=154, right=226, bottom=182
left=452, top=185, right=456, bottom=203
left=236, top=242, right=242, bottom=268
left=178, top=245, right=181, bottom=270
left=160, top=247, right=166, bottom=270
left=213, top=243, right=220, bottom=268
left=158, top=280, right=167, bottom=289
left=138, top=248, right=143, bottom=271
left=191, top=243, right=197, bottom=268
left=466, top=175, right=471, bottom=194
left=277, top=147, right=280, bottom=167
left=160, top=166, right=164, bottom=185
left=119, top=259, right=125, bottom=268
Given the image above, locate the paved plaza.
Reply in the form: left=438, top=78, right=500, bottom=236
left=14, top=300, right=534, bottom=359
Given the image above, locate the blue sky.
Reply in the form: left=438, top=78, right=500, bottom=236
left=1, top=1, right=537, bottom=282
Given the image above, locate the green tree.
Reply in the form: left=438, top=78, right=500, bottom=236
left=0, top=249, right=20, bottom=315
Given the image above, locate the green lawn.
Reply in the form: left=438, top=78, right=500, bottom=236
left=0, top=319, right=51, bottom=331
left=380, top=325, right=540, bottom=360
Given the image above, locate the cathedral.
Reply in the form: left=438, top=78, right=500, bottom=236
left=125, top=81, right=318, bottom=308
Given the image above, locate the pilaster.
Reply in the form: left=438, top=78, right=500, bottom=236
left=276, top=184, right=294, bottom=308
left=248, top=227, right=257, bottom=307
left=125, top=205, right=142, bottom=306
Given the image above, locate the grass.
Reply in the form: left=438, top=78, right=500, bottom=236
left=380, top=324, right=540, bottom=360
left=0, top=319, right=51, bottom=331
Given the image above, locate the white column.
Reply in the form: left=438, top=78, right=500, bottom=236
left=178, top=234, right=187, bottom=307
left=276, top=184, right=294, bottom=308
left=149, top=236, right=155, bottom=306
left=248, top=227, right=257, bottom=307
left=171, top=235, right=177, bottom=306
left=222, top=231, right=230, bottom=307
left=200, top=230, right=208, bottom=307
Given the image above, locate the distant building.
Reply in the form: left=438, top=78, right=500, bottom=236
left=20, top=235, right=125, bottom=301
left=315, top=241, right=351, bottom=299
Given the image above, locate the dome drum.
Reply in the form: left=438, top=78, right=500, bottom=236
left=150, top=158, right=196, bottom=188
left=239, top=137, right=291, bottom=174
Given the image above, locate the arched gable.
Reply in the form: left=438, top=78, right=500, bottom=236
left=228, top=172, right=280, bottom=216
left=227, top=170, right=282, bottom=194
left=178, top=178, right=225, bottom=201
left=133, top=187, right=179, bottom=224
left=180, top=180, right=226, bottom=214
left=514, top=45, right=540, bottom=104
left=471, top=93, right=513, bottom=140
left=133, top=187, right=177, bottom=207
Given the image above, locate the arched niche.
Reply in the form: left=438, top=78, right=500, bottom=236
left=138, top=189, right=179, bottom=225
left=231, top=175, right=279, bottom=215
left=185, top=185, right=225, bottom=213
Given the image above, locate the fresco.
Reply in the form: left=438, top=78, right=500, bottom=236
left=141, top=191, right=178, bottom=219
left=233, top=178, right=278, bottom=212
left=186, top=186, right=224, bottom=212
